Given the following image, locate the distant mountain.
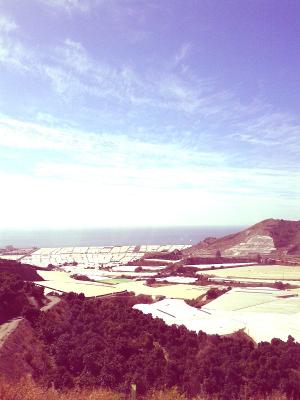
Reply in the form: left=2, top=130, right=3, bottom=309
left=183, top=219, right=300, bottom=259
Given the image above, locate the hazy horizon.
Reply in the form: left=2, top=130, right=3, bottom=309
left=0, top=225, right=244, bottom=248
left=0, top=1, right=299, bottom=229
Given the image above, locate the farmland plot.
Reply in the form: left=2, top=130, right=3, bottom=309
left=199, top=264, right=300, bottom=281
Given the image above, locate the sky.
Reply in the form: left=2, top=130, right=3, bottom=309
left=0, top=0, right=299, bottom=229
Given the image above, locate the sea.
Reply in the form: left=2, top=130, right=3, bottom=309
left=0, top=226, right=243, bottom=248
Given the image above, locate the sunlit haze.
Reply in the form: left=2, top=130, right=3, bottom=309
left=0, top=0, right=299, bottom=229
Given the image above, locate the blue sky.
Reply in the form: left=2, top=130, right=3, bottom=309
left=0, top=0, right=299, bottom=228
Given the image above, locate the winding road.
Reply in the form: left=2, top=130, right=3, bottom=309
left=0, top=295, right=61, bottom=349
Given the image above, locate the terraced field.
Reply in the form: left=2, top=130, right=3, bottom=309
left=198, top=264, right=300, bottom=282
left=35, top=270, right=209, bottom=299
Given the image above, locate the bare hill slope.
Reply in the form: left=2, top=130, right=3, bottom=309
left=184, top=219, right=300, bottom=259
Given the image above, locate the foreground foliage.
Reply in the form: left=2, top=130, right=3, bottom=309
left=25, top=292, right=300, bottom=400
left=0, top=272, right=44, bottom=323
left=0, top=259, right=44, bottom=281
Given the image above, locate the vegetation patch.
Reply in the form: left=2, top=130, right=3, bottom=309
left=0, top=272, right=44, bottom=323
left=23, top=292, right=300, bottom=399
left=0, top=260, right=44, bottom=282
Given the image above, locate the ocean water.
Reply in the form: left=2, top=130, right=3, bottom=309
left=0, top=226, right=243, bottom=248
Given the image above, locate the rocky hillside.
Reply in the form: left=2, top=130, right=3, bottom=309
left=183, top=219, right=300, bottom=259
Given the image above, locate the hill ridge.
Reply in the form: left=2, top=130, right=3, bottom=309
left=183, top=218, right=300, bottom=260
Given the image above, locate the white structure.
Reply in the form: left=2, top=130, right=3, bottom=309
left=21, top=244, right=190, bottom=269
left=134, top=288, right=300, bottom=343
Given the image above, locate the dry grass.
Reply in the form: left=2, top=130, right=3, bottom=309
left=0, top=376, right=289, bottom=400
left=0, top=376, right=122, bottom=400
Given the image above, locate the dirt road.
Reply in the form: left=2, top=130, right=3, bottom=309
left=0, top=318, right=22, bottom=350
left=40, top=295, right=61, bottom=312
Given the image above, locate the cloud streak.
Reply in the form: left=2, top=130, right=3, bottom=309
left=0, top=31, right=232, bottom=117
left=1, top=31, right=300, bottom=172
left=1, top=24, right=300, bottom=154
left=1, top=115, right=299, bottom=201
left=175, top=43, right=192, bottom=65
left=0, top=15, right=18, bottom=33
left=34, top=0, right=92, bottom=13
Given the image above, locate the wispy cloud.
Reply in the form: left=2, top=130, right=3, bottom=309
left=1, top=114, right=299, bottom=200
left=0, top=16, right=35, bottom=72
left=34, top=0, right=92, bottom=13
left=1, top=26, right=300, bottom=170
left=0, top=39, right=32, bottom=72
left=0, top=30, right=230, bottom=116
left=0, top=15, right=18, bottom=33
left=0, top=9, right=300, bottom=163
left=0, top=114, right=224, bottom=167
left=2, top=28, right=300, bottom=175
left=175, top=42, right=192, bottom=65
left=232, top=111, right=300, bottom=151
